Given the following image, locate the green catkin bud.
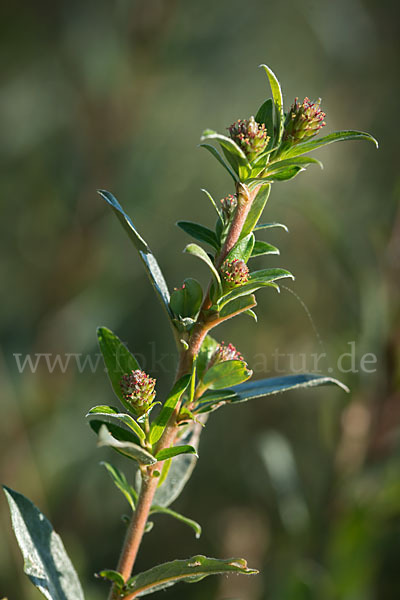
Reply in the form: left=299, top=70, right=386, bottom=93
left=228, top=116, right=269, bottom=160
left=120, top=370, right=156, bottom=417
left=221, top=258, right=249, bottom=286
left=283, top=97, right=326, bottom=143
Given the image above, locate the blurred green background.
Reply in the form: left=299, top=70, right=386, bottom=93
left=1, top=0, right=399, bottom=598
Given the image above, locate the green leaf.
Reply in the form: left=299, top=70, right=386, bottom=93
left=224, top=233, right=255, bottom=264
left=2, top=486, right=85, bottom=600
left=203, top=360, right=252, bottom=390
left=98, top=190, right=172, bottom=320
left=254, top=222, right=288, bottom=233
left=88, top=419, right=140, bottom=445
left=219, top=294, right=257, bottom=320
left=143, top=424, right=200, bottom=507
left=241, top=184, right=271, bottom=238
left=183, top=243, right=222, bottom=293
left=150, top=374, right=191, bottom=446
left=155, top=445, right=198, bottom=461
left=98, top=425, right=156, bottom=465
left=169, top=278, right=203, bottom=319
left=125, top=555, right=258, bottom=597
left=251, top=240, right=279, bottom=257
left=255, top=98, right=274, bottom=149
left=266, top=156, right=323, bottom=173
left=200, top=130, right=252, bottom=181
left=177, top=221, right=219, bottom=250
left=196, top=335, right=219, bottom=380
left=150, top=506, right=202, bottom=539
left=97, top=327, right=141, bottom=412
left=217, top=281, right=279, bottom=309
left=101, top=461, right=137, bottom=511
left=279, top=129, right=379, bottom=159
left=250, top=267, right=294, bottom=283
left=195, top=389, right=237, bottom=414
left=217, top=268, right=293, bottom=308
left=199, top=143, right=239, bottom=182
left=200, top=188, right=223, bottom=219
left=227, top=373, right=350, bottom=402
left=245, top=309, right=258, bottom=321
left=259, top=64, right=284, bottom=144
left=97, top=570, right=125, bottom=589
left=87, top=405, right=145, bottom=442
left=196, top=374, right=349, bottom=414
left=246, top=166, right=304, bottom=186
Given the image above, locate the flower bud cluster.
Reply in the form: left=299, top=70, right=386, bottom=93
left=221, top=258, right=249, bottom=286
left=120, top=370, right=156, bottom=416
left=228, top=116, right=269, bottom=160
left=220, top=194, right=238, bottom=219
left=213, top=341, right=244, bottom=364
left=283, top=97, right=326, bottom=143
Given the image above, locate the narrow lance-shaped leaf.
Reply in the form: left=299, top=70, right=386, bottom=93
left=251, top=240, right=279, bottom=257
left=183, top=243, right=222, bottom=294
left=254, top=222, right=288, bottom=233
left=219, top=294, right=257, bottom=321
left=97, top=327, right=140, bottom=412
left=280, top=130, right=379, bottom=160
left=246, top=166, right=305, bottom=187
left=150, top=506, right=202, bottom=539
left=150, top=374, right=191, bottom=446
left=259, top=64, right=284, bottom=144
left=200, top=130, right=252, bottom=181
left=98, top=425, right=156, bottom=466
left=255, top=98, right=275, bottom=150
left=150, top=423, right=201, bottom=507
left=265, top=156, right=323, bottom=174
left=217, top=268, right=293, bottom=308
left=101, top=461, right=137, bottom=511
left=201, top=188, right=223, bottom=220
left=177, top=221, right=219, bottom=250
left=155, top=445, right=198, bottom=461
left=196, top=373, right=349, bottom=414
left=2, top=486, right=85, bottom=600
left=86, top=405, right=145, bottom=442
left=241, top=184, right=271, bottom=238
left=98, top=190, right=173, bottom=319
left=125, top=555, right=258, bottom=598
left=199, top=144, right=239, bottom=182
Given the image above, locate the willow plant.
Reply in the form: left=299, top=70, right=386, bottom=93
left=2, top=64, right=378, bottom=600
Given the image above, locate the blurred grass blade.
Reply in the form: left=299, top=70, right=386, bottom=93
left=2, top=486, right=85, bottom=600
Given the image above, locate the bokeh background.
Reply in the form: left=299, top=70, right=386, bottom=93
left=1, top=0, right=399, bottom=598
